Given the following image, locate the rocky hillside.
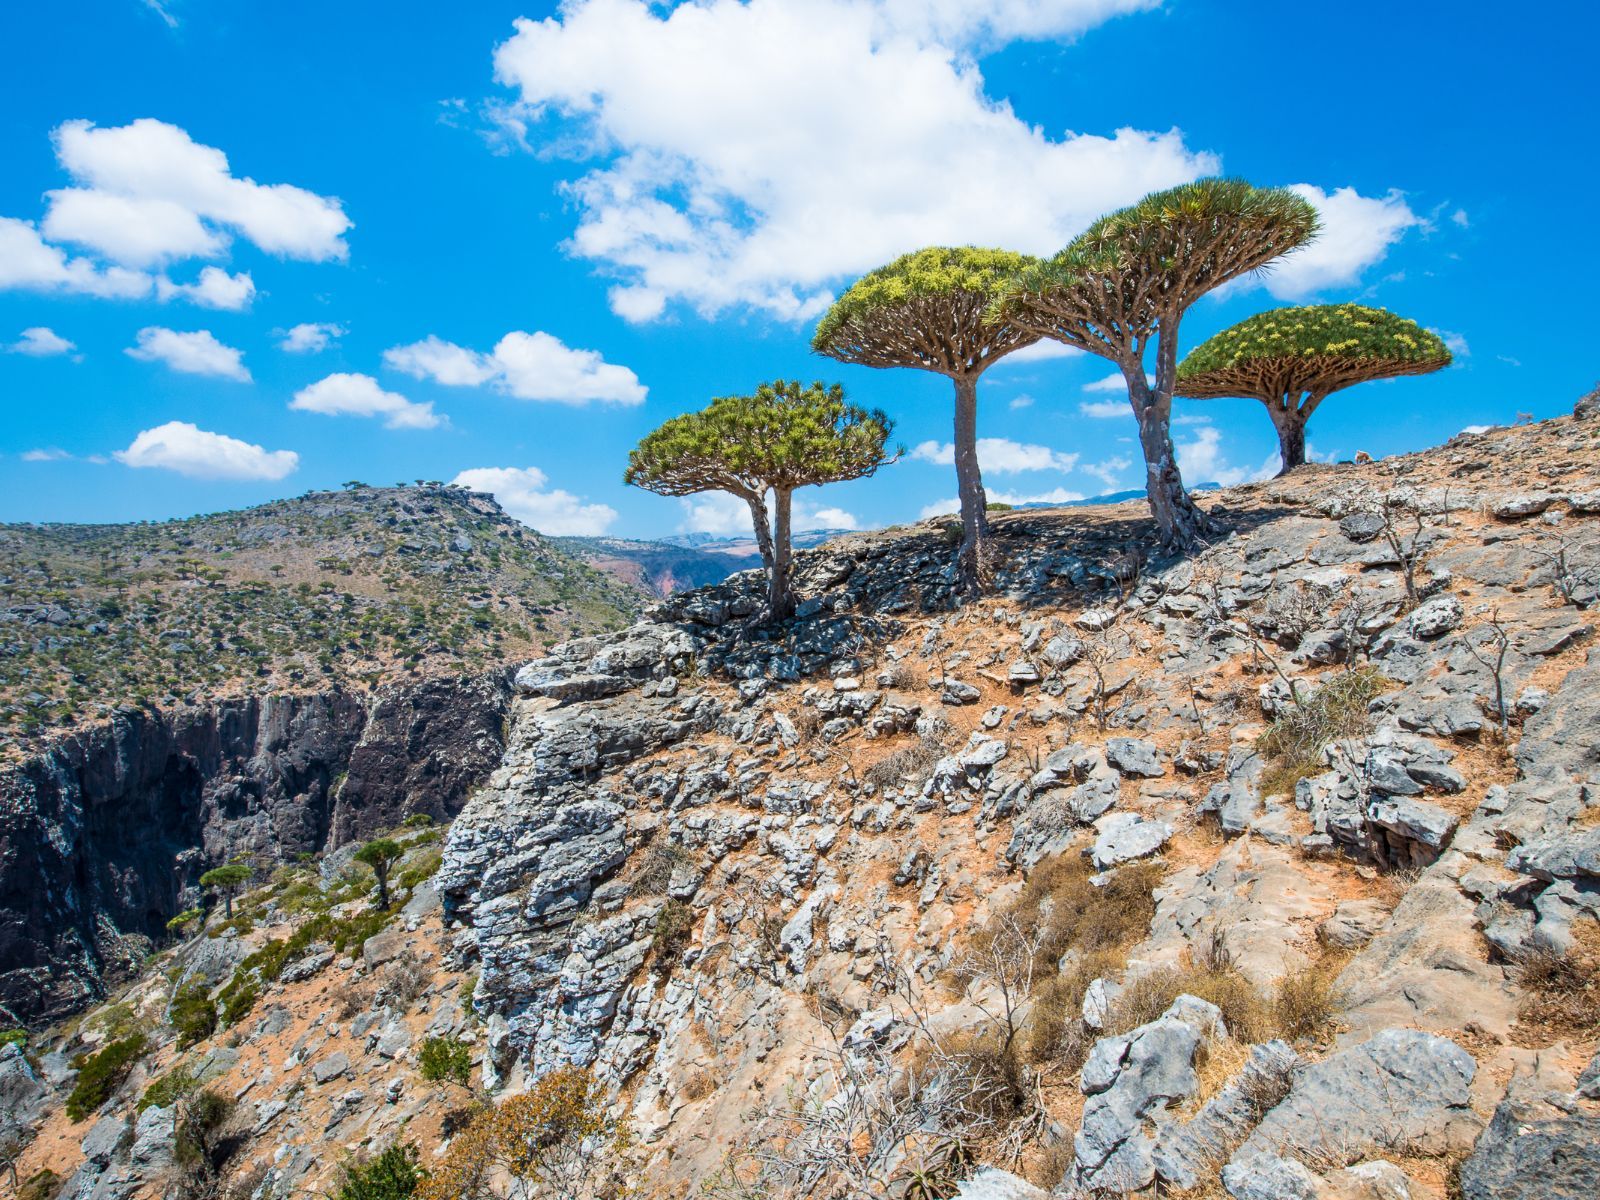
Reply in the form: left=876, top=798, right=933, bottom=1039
left=4, top=408, right=1600, bottom=1200
left=0, top=485, right=646, bottom=760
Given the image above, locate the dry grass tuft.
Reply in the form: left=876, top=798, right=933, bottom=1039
left=1257, top=666, right=1388, bottom=797
left=862, top=736, right=945, bottom=792
left=1513, top=924, right=1600, bottom=1041
left=1107, top=948, right=1345, bottom=1047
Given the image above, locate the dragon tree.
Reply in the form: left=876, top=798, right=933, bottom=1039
left=1176, top=303, right=1452, bottom=473
left=812, top=247, right=1040, bottom=594
left=625, top=380, right=896, bottom=622
left=994, top=179, right=1319, bottom=549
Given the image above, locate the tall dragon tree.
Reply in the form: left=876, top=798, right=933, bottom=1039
left=812, top=247, right=1040, bottom=594
left=1176, top=303, right=1452, bottom=473
left=994, top=179, right=1319, bottom=549
left=625, top=380, right=896, bottom=622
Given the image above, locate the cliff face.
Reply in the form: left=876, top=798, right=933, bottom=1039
left=0, top=672, right=510, bottom=1023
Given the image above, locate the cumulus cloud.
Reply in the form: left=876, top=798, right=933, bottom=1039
left=490, top=0, right=1214, bottom=321
left=7, top=327, right=76, bottom=356
left=451, top=466, right=617, bottom=535
left=114, top=420, right=297, bottom=480
left=384, top=331, right=646, bottom=405
left=156, top=265, right=256, bottom=310
left=43, top=119, right=350, bottom=266
left=677, top=492, right=751, bottom=536
left=1260, top=185, right=1423, bottom=300
left=1431, top=328, right=1470, bottom=359
left=910, top=436, right=1078, bottom=473
left=1078, top=399, right=1128, bottom=418
left=0, top=217, right=152, bottom=298
left=279, top=322, right=345, bottom=353
left=1082, top=455, right=1132, bottom=488
left=802, top=504, right=859, bottom=531
left=22, top=447, right=73, bottom=461
left=126, top=327, right=251, bottom=380
left=998, top=339, right=1085, bottom=366
left=1176, top=425, right=1277, bottom=487
left=291, top=373, right=440, bottom=430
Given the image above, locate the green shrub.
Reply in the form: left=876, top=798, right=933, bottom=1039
left=0, top=1027, right=26, bottom=1051
left=139, top=1064, right=199, bottom=1113
left=169, top=983, right=218, bottom=1048
left=396, top=848, right=443, bottom=892
left=166, top=907, right=204, bottom=935
left=18, top=1170, right=61, bottom=1200
left=173, top=1089, right=235, bottom=1170
left=66, top=1033, right=149, bottom=1121
left=417, top=1037, right=472, bottom=1087
left=402, top=813, right=434, bottom=829
left=335, top=1143, right=423, bottom=1200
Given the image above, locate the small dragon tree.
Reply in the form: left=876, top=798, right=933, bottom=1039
left=812, top=247, right=1040, bottom=594
left=354, top=838, right=404, bottom=909
left=625, top=380, right=896, bottom=622
left=1176, top=303, right=1452, bottom=473
left=199, top=863, right=251, bottom=919
left=994, top=179, right=1319, bottom=549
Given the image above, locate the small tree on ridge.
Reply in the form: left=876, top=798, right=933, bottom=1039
left=199, top=863, right=251, bottom=919
left=625, top=380, right=896, bottom=622
left=1176, top=303, right=1452, bottom=472
left=355, top=838, right=404, bottom=909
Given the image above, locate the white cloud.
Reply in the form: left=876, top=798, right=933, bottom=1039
left=797, top=503, right=858, bottom=531
left=998, top=339, right=1085, bottom=366
left=157, top=266, right=256, bottom=310
left=1430, top=328, right=1470, bottom=359
left=114, top=420, right=297, bottom=480
left=678, top=491, right=753, bottom=536
left=384, top=331, right=646, bottom=405
left=1176, top=425, right=1277, bottom=487
left=0, top=217, right=152, bottom=298
left=1079, top=399, right=1128, bottom=418
left=7, top=327, right=76, bottom=356
left=919, top=497, right=960, bottom=520
left=44, top=119, right=351, bottom=265
left=291, top=373, right=440, bottom=430
left=22, top=447, right=72, bottom=461
left=1082, top=455, right=1132, bottom=488
left=1082, top=371, right=1151, bottom=393
left=126, top=327, right=251, bottom=380
left=910, top=436, right=1077, bottom=473
left=490, top=0, right=1214, bottom=321
left=1009, top=394, right=1035, bottom=410
left=990, top=486, right=1086, bottom=505
left=452, top=466, right=617, bottom=535
left=279, top=322, right=345, bottom=353
left=1260, top=184, right=1422, bottom=300
left=1450, top=208, right=1469, bottom=228
left=1461, top=423, right=1492, bottom=435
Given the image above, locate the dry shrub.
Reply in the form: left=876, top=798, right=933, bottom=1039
left=1513, top=925, right=1600, bottom=1039
left=881, top=660, right=922, bottom=691
left=1270, top=958, right=1344, bottom=1044
left=337, top=979, right=377, bottom=1021
left=863, top=736, right=944, bottom=792
left=1257, top=666, right=1388, bottom=797
left=628, top=836, right=694, bottom=898
left=382, top=950, right=431, bottom=1011
left=1023, top=948, right=1123, bottom=1069
left=908, top=1020, right=1029, bottom=1125
left=791, top=707, right=824, bottom=744
left=1108, top=950, right=1343, bottom=1047
left=999, top=855, right=1165, bottom=972
left=681, top=1070, right=714, bottom=1103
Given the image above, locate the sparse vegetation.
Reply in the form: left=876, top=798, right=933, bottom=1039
left=419, top=1037, right=474, bottom=1088
left=200, top=863, right=252, bottom=919
left=355, top=838, right=404, bottom=909
left=170, top=982, right=219, bottom=1048
left=336, top=1143, right=424, bottom=1200
left=66, top=1033, right=149, bottom=1121
left=651, top=899, right=695, bottom=976
left=1257, top=665, right=1388, bottom=796
left=1512, top=927, right=1600, bottom=1041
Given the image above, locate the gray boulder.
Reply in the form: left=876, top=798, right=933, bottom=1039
left=1221, top=1154, right=1324, bottom=1200
left=1456, top=1098, right=1600, bottom=1199
left=952, top=1166, right=1050, bottom=1199
left=1091, top=813, right=1172, bottom=869
left=1407, top=594, right=1463, bottom=639
left=1230, top=1028, right=1479, bottom=1171
left=1106, top=737, right=1164, bottom=778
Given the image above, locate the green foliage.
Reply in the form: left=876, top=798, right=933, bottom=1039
left=1181, top=304, right=1450, bottom=377
left=402, top=813, right=434, bottom=828
left=66, top=1033, right=149, bottom=1121
left=138, top=1063, right=199, bottom=1113
left=625, top=380, right=895, bottom=500
left=995, top=178, right=1319, bottom=344
left=166, top=907, right=204, bottom=934
left=17, top=1170, right=61, bottom=1200
left=356, top=837, right=404, bottom=907
left=211, top=905, right=395, bottom=1029
left=396, top=848, right=443, bottom=892
left=335, top=1143, right=424, bottom=1200
left=173, top=1088, right=235, bottom=1170
left=199, top=864, right=251, bottom=891
left=0, top=1027, right=25, bottom=1051
left=418, top=1036, right=473, bottom=1087
left=169, top=982, right=219, bottom=1048
left=812, top=246, right=1041, bottom=371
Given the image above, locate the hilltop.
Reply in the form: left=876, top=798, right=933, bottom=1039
left=0, top=486, right=648, bottom=760
left=3, top=406, right=1599, bottom=1200
left=551, top=534, right=762, bottom=598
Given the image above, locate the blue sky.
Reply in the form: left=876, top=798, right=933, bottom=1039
left=2, top=0, right=1593, bottom=538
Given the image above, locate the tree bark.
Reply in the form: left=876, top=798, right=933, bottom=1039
left=951, top=373, right=990, bottom=596
left=1127, top=362, right=1211, bottom=551
left=1268, top=401, right=1308, bottom=474
left=769, top=488, right=795, bottom=622
left=743, top=491, right=776, bottom=574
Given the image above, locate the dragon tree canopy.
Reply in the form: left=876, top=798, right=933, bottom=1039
left=811, top=245, right=1042, bottom=378
left=1176, top=303, right=1452, bottom=472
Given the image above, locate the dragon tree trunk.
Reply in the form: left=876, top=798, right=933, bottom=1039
left=952, top=373, right=990, bottom=596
